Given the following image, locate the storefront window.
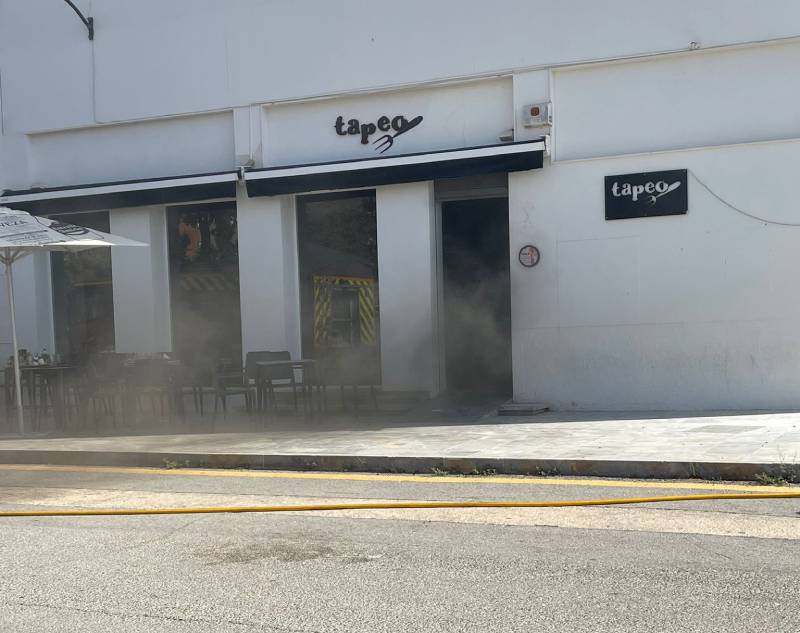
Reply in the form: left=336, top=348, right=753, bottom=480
left=50, top=211, right=115, bottom=363
left=297, top=191, right=381, bottom=384
left=167, top=202, right=241, bottom=373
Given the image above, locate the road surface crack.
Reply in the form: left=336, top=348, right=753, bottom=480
left=1, top=599, right=322, bottom=632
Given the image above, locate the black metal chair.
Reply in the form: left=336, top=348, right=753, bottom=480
left=79, top=361, right=114, bottom=431
left=252, top=351, right=304, bottom=417
left=213, top=358, right=255, bottom=419
left=177, top=361, right=216, bottom=417
left=60, top=353, right=128, bottom=432
left=125, top=357, right=180, bottom=424
left=4, top=365, right=58, bottom=432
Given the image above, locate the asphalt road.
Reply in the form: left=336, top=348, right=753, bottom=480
left=0, top=465, right=798, bottom=632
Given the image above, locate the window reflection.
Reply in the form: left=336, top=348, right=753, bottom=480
left=297, top=191, right=381, bottom=384
left=167, top=202, right=241, bottom=373
left=50, top=211, right=115, bottom=363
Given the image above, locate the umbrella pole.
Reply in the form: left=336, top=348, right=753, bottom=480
left=4, top=260, right=24, bottom=435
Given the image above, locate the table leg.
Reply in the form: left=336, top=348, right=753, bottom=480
left=51, top=371, right=67, bottom=431
left=267, top=381, right=276, bottom=424
left=26, top=373, right=39, bottom=432
left=300, top=369, right=310, bottom=421
left=317, top=370, right=326, bottom=414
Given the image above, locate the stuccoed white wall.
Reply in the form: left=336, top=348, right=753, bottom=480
left=553, top=41, right=800, bottom=160
left=263, top=79, right=513, bottom=166
left=236, top=187, right=301, bottom=361
left=376, top=182, right=438, bottom=393
left=110, top=206, right=172, bottom=354
left=3, top=5, right=800, bottom=190
left=0, top=129, right=54, bottom=363
left=509, top=138, right=800, bottom=410
left=3, top=1, right=800, bottom=134
left=0, top=254, right=54, bottom=364
left=0, top=131, right=31, bottom=192
left=0, top=0, right=94, bottom=132
left=26, top=112, right=234, bottom=188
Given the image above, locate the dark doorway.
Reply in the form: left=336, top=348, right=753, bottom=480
left=441, top=197, right=512, bottom=397
left=297, top=191, right=381, bottom=385
left=167, top=202, right=241, bottom=373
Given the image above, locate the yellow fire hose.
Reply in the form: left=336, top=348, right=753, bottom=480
left=1, top=491, right=798, bottom=518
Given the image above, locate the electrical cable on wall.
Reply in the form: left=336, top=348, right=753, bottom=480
left=690, top=170, right=800, bottom=227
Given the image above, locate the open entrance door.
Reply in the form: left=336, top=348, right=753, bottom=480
left=441, top=197, right=512, bottom=398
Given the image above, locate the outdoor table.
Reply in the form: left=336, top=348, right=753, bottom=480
left=255, top=359, right=322, bottom=419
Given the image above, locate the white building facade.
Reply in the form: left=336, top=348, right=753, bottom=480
left=2, top=0, right=800, bottom=410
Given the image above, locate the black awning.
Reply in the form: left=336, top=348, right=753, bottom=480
left=245, top=140, right=545, bottom=197
left=0, top=171, right=239, bottom=215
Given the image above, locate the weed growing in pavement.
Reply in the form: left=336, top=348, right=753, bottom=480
left=162, top=459, right=191, bottom=470
left=754, top=472, right=788, bottom=486
left=430, top=466, right=561, bottom=478
left=754, top=463, right=800, bottom=486
left=777, top=454, right=800, bottom=484
left=529, top=467, right=561, bottom=477
left=784, top=464, right=800, bottom=484
left=430, top=466, right=498, bottom=477
left=754, top=453, right=800, bottom=485
left=467, top=467, right=498, bottom=477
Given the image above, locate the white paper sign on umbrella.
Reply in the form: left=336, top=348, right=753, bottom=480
left=0, top=206, right=146, bottom=434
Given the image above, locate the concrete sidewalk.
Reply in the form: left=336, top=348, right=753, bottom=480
left=0, top=410, right=799, bottom=480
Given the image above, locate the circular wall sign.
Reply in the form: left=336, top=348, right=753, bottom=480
left=518, top=245, right=540, bottom=268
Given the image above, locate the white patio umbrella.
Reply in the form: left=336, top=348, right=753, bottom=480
left=0, top=206, right=146, bottom=434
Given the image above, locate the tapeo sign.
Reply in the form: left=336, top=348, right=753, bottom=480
left=50, top=221, right=90, bottom=236
left=335, top=115, right=423, bottom=154
left=604, top=169, right=687, bottom=220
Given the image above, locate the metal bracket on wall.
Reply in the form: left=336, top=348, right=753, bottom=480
left=63, top=0, right=94, bottom=40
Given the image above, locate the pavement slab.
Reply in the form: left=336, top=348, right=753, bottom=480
left=0, top=410, right=798, bottom=480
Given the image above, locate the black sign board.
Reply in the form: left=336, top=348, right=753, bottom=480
left=604, top=169, right=687, bottom=220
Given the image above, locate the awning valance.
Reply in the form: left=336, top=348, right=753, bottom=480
left=0, top=139, right=545, bottom=212
left=0, top=171, right=239, bottom=215
left=245, top=140, right=545, bottom=197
